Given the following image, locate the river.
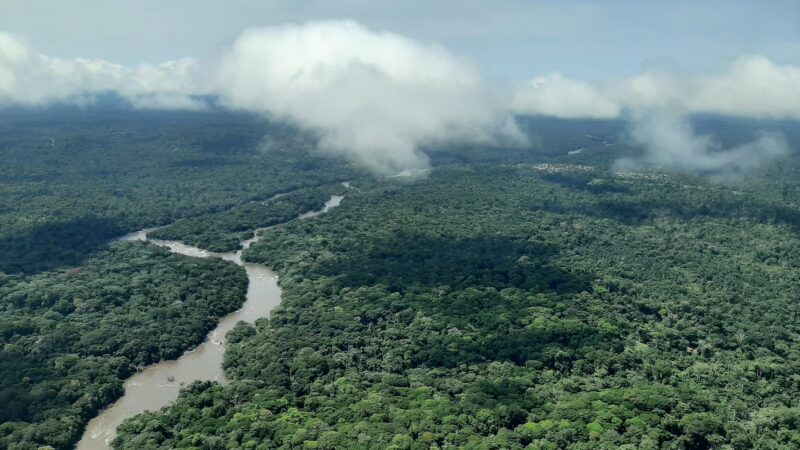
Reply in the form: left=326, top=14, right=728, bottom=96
left=76, top=194, right=344, bottom=450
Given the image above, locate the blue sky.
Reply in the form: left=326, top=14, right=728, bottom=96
left=2, top=0, right=798, bottom=80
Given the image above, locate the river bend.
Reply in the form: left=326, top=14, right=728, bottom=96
left=76, top=195, right=343, bottom=450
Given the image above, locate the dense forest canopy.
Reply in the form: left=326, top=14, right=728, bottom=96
left=118, top=147, right=799, bottom=448
left=0, top=107, right=362, bottom=275
left=116, top=165, right=800, bottom=449
left=0, top=108, right=360, bottom=450
left=1, top=107, right=800, bottom=450
left=0, top=243, right=247, bottom=449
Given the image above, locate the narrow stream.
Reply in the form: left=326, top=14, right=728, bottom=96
left=76, top=195, right=344, bottom=450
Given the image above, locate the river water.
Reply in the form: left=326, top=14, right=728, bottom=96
left=76, top=195, right=344, bottom=450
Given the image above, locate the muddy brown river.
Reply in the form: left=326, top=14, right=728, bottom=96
left=76, top=195, right=344, bottom=450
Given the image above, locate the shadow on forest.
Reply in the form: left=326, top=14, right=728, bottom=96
left=540, top=172, right=630, bottom=194
left=569, top=197, right=800, bottom=231
left=314, top=233, right=592, bottom=294
left=0, top=217, right=124, bottom=275
left=311, top=233, right=611, bottom=367
left=535, top=173, right=800, bottom=231
left=0, top=352, right=62, bottom=422
left=197, top=133, right=261, bottom=154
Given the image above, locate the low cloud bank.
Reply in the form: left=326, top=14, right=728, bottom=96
left=616, top=110, right=789, bottom=178
left=512, top=55, right=800, bottom=120
left=513, top=56, right=798, bottom=176
left=2, top=23, right=798, bottom=175
left=511, top=72, right=621, bottom=119
left=0, top=32, right=206, bottom=110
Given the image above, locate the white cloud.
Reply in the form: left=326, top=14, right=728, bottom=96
left=511, top=72, right=620, bottom=119
left=609, top=56, right=800, bottom=119
left=681, top=55, right=800, bottom=119
left=616, top=110, right=789, bottom=178
left=0, top=32, right=204, bottom=108
left=1, top=23, right=524, bottom=173
left=513, top=55, right=800, bottom=120
left=214, top=20, right=522, bottom=173
left=512, top=56, right=798, bottom=176
left=1, top=22, right=797, bottom=176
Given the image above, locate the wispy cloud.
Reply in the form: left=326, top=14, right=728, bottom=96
left=616, top=110, right=789, bottom=178
left=0, top=32, right=206, bottom=110
left=513, top=56, right=798, bottom=176
left=511, top=72, right=620, bottom=119
left=512, top=55, right=800, bottom=120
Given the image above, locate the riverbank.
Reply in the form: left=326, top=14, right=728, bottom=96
left=76, top=195, right=344, bottom=450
